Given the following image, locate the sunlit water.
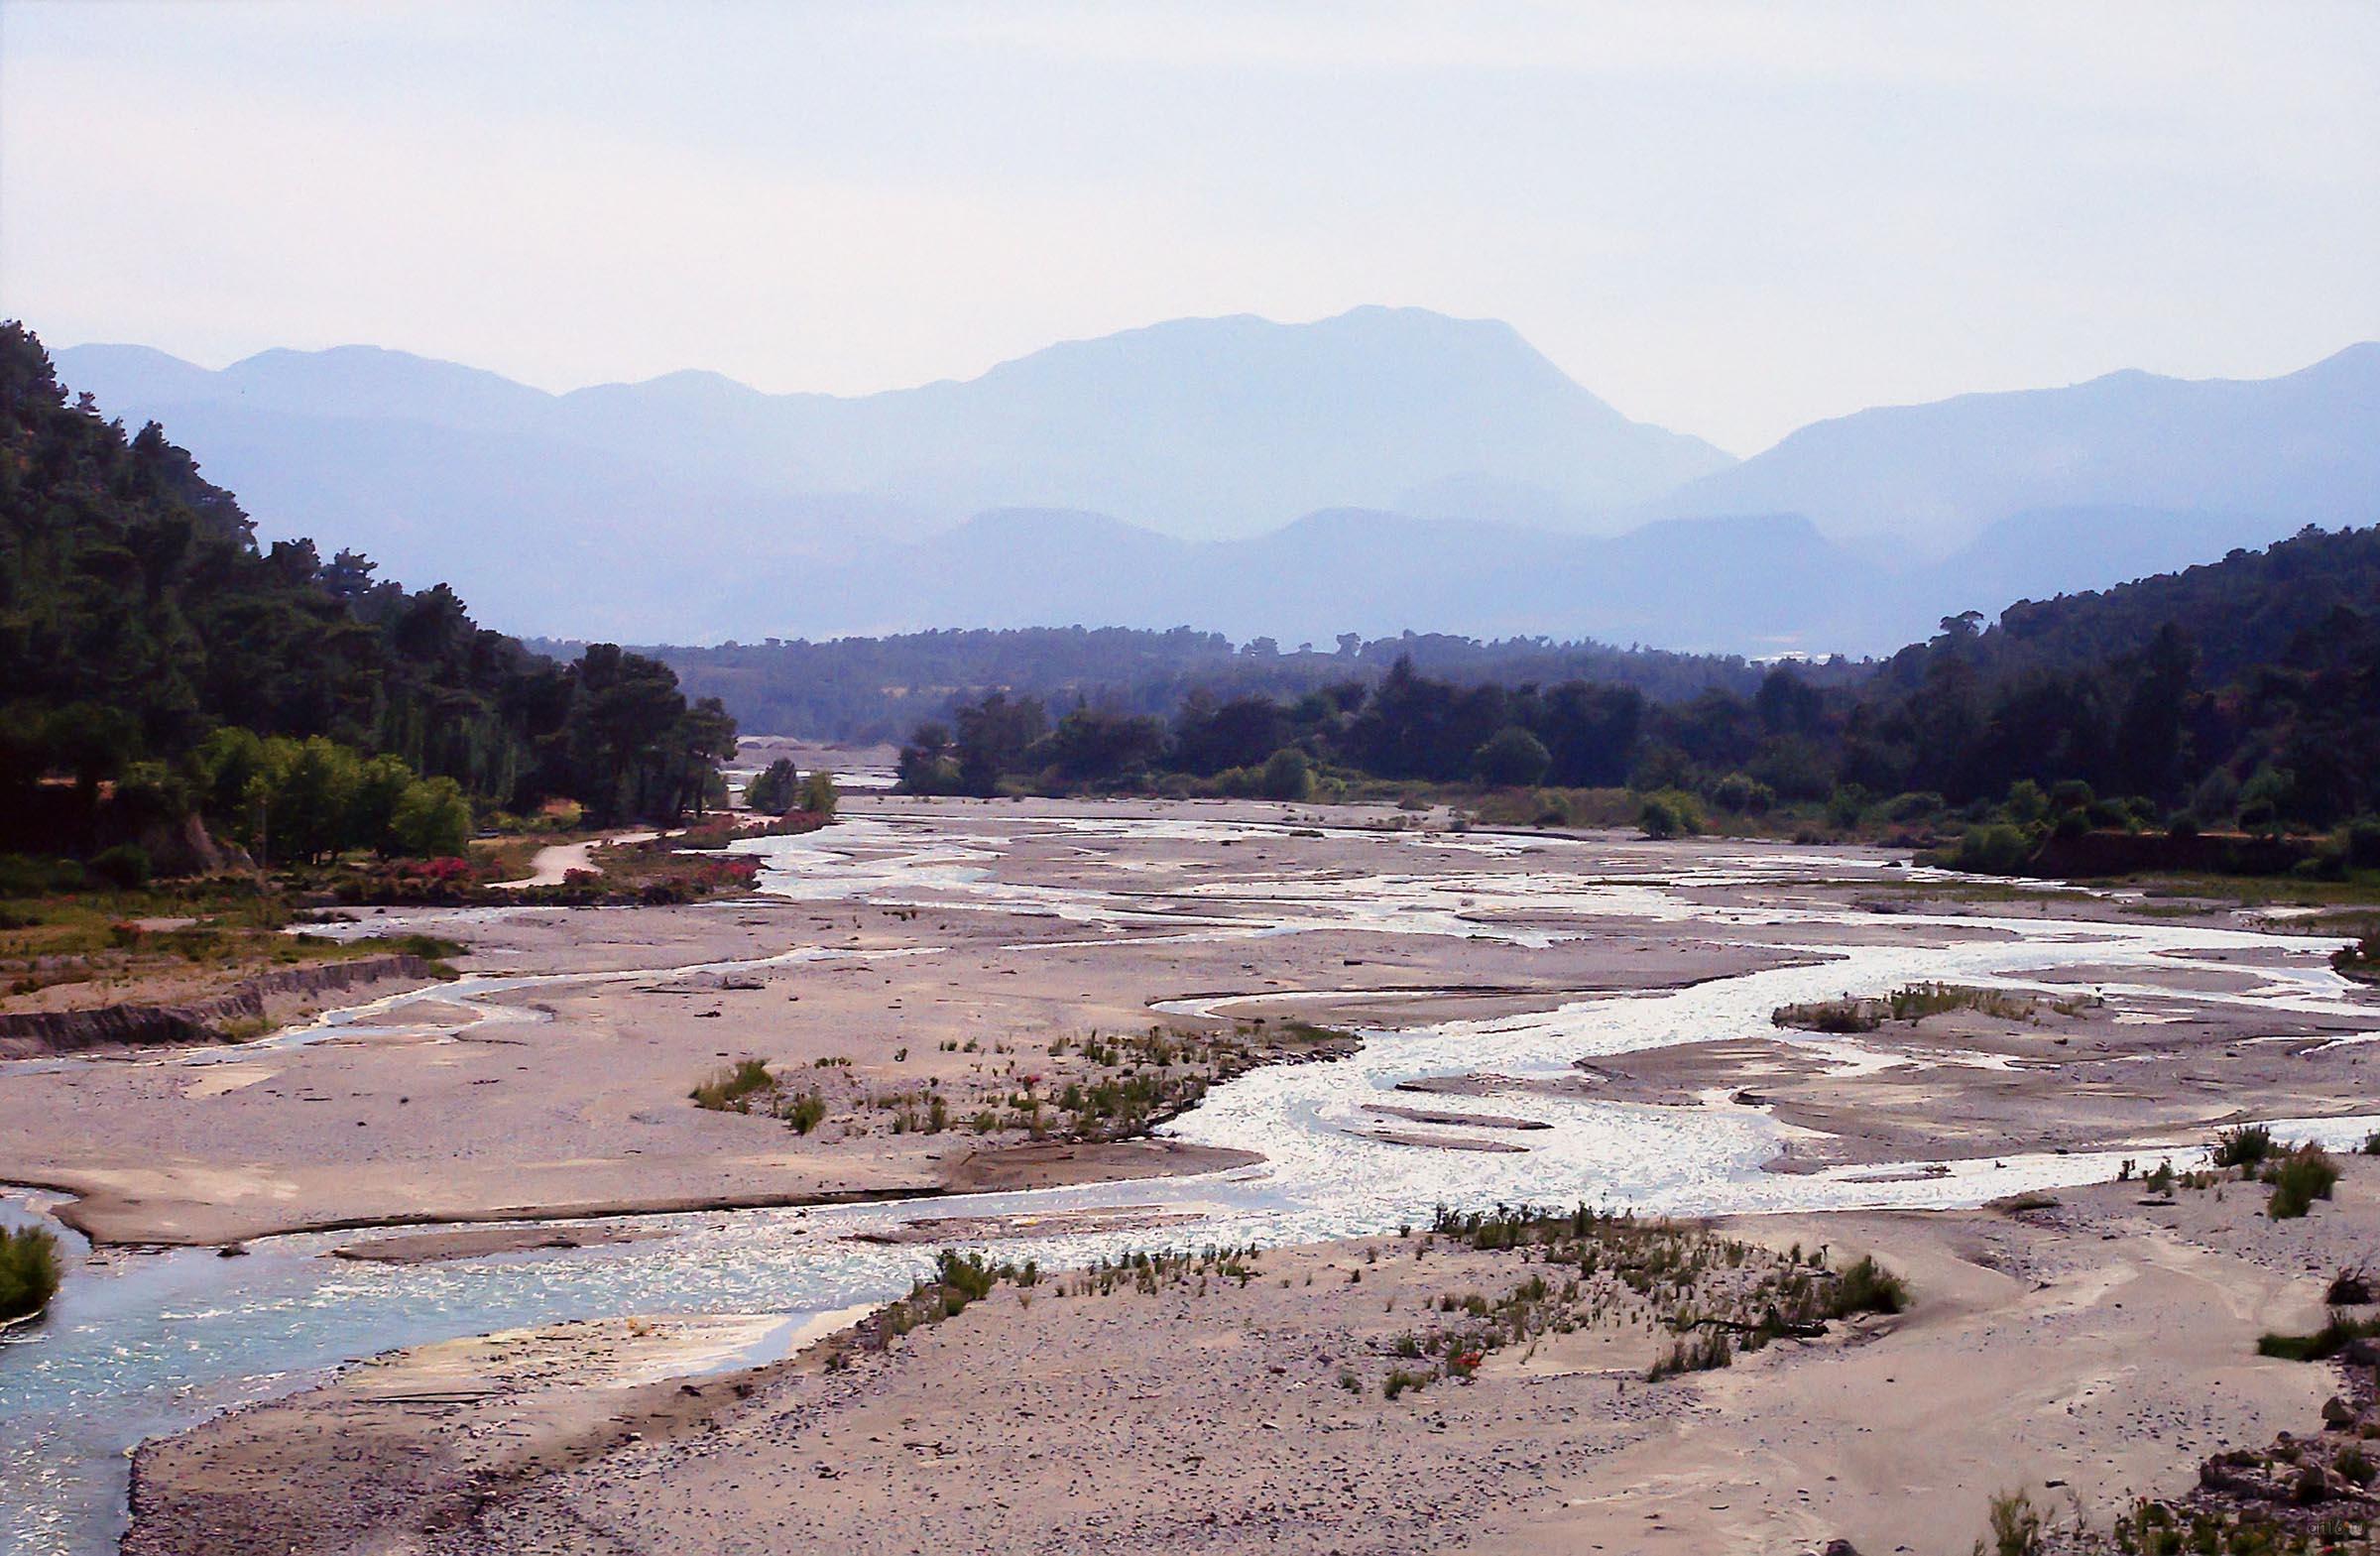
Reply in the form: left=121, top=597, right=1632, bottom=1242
left=3, top=810, right=2373, bottom=1554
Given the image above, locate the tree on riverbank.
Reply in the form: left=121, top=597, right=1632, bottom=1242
left=0, top=1226, right=62, bottom=1321
left=0, top=322, right=735, bottom=857
left=896, top=524, right=2380, bottom=876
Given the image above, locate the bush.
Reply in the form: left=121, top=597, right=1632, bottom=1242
left=1827, top=1255, right=1909, bottom=1316
left=2257, top=1311, right=2380, bottom=1361
left=2265, top=1145, right=2339, bottom=1220
left=782, top=1091, right=828, bottom=1135
left=2210, top=1124, right=2276, bottom=1169
left=1474, top=727, right=1552, bottom=788
left=88, top=842, right=151, bottom=891
left=0, top=854, right=86, bottom=896
left=745, top=758, right=799, bottom=814
left=0, top=1226, right=63, bottom=1321
left=1711, top=772, right=1774, bottom=815
left=1638, top=790, right=1705, bottom=841
left=2347, top=817, right=2380, bottom=871
left=1951, top=823, right=2035, bottom=876
left=1825, top=783, right=1869, bottom=829
left=1883, top=790, right=1944, bottom=823
left=691, top=1058, right=774, bottom=1112
left=1975, top=1491, right=2045, bottom=1556
left=1259, top=747, right=1312, bottom=801
left=1648, top=1326, right=1732, bottom=1379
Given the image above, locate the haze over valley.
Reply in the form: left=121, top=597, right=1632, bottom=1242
left=58, top=315, right=2379, bottom=652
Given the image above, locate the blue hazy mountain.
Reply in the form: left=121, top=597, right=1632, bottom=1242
left=57, top=306, right=1729, bottom=545
left=49, top=324, right=2375, bottom=653
left=1649, top=343, right=2380, bottom=553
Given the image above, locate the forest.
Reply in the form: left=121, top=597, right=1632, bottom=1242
left=0, top=323, right=735, bottom=865
left=602, top=626, right=1865, bottom=744
left=898, top=524, right=2380, bottom=871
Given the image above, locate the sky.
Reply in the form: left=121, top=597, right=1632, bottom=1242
left=1, top=0, right=2375, bottom=455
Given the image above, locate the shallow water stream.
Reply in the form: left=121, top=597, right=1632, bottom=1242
left=4, top=812, right=2373, bottom=1554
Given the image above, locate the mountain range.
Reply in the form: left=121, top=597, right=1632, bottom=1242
left=50, top=311, right=2379, bottom=654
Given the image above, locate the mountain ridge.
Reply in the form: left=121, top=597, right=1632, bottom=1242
left=44, top=317, right=2378, bottom=653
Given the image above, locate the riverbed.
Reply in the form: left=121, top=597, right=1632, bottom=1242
left=4, top=798, right=2374, bottom=1554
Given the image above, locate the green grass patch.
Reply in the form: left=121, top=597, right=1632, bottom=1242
left=691, top=1058, right=774, bottom=1112
left=2256, top=1311, right=2380, bottom=1362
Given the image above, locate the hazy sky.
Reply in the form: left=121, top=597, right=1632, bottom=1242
left=3, top=0, right=2374, bottom=453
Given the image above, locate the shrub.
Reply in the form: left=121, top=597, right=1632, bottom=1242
left=2257, top=1312, right=2380, bottom=1362
left=1648, top=1327, right=1732, bottom=1380
left=1951, top=823, right=2034, bottom=876
left=88, top=843, right=152, bottom=891
left=1712, top=772, right=1773, bottom=815
left=1259, top=747, right=1312, bottom=801
left=745, top=759, right=799, bottom=814
left=782, top=1091, right=828, bottom=1135
left=1827, top=1256, right=1909, bottom=1316
left=1638, top=790, right=1704, bottom=841
left=1825, top=783, right=1869, bottom=829
left=0, top=1226, right=63, bottom=1321
left=1975, top=1491, right=2044, bottom=1556
left=691, top=1058, right=774, bottom=1112
left=1883, top=790, right=1945, bottom=823
left=2209, top=1124, right=2275, bottom=1169
left=2265, top=1145, right=2339, bottom=1220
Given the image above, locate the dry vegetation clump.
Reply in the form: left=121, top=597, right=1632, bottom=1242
left=1299, top=1205, right=1908, bottom=1396
left=1053, top=1244, right=1265, bottom=1299
left=689, top=1058, right=775, bottom=1113
left=809, top=1250, right=1044, bottom=1371
left=1773, top=982, right=2096, bottom=1034
left=682, top=1019, right=1359, bottom=1146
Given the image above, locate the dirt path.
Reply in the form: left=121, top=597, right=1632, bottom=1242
left=488, top=829, right=660, bottom=889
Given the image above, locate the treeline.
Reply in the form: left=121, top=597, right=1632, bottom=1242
left=0, top=322, right=734, bottom=863
left=590, top=625, right=1861, bottom=744
left=899, top=662, right=1707, bottom=799
left=900, top=524, right=2380, bottom=861
left=1844, top=525, right=2380, bottom=829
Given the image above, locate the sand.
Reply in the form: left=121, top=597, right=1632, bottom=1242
left=35, top=793, right=2380, bottom=1553
left=0, top=796, right=1828, bottom=1246
left=123, top=1162, right=2379, bottom=1556
left=1568, top=997, right=2380, bottom=1172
